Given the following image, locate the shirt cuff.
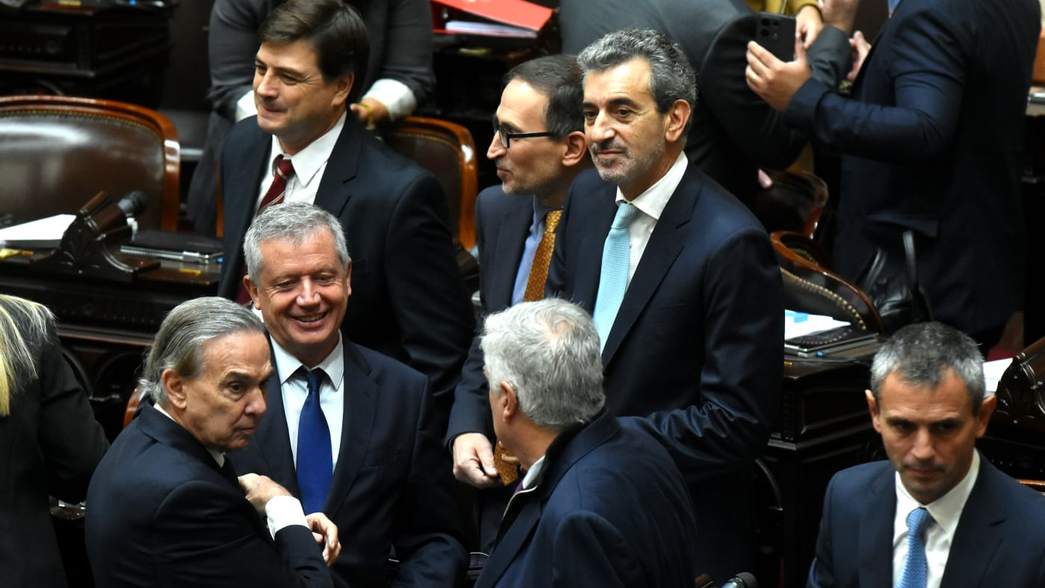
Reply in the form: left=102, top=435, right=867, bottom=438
left=362, top=78, right=417, bottom=121
left=235, top=89, right=258, bottom=122
left=265, top=495, right=308, bottom=539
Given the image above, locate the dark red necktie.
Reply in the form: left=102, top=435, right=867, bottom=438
left=236, top=156, right=295, bottom=303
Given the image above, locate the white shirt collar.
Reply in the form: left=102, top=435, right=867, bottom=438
left=267, top=111, right=347, bottom=192
left=269, top=331, right=346, bottom=390
left=521, top=455, right=546, bottom=490
left=614, top=150, right=688, bottom=218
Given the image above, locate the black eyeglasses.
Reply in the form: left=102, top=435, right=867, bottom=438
left=492, top=117, right=553, bottom=149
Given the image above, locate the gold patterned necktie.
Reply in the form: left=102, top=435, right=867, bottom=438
left=522, top=209, right=562, bottom=301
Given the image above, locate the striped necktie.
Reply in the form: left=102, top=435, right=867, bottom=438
left=236, top=155, right=295, bottom=304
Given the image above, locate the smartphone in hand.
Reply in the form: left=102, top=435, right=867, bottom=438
left=756, top=13, right=797, bottom=62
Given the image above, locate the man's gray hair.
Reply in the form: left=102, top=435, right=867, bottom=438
left=139, top=297, right=266, bottom=405
left=243, top=202, right=350, bottom=284
left=481, top=298, right=605, bottom=431
left=578, top=28, right=696, bottom=135
left=870, top=322, right=987, bottom=413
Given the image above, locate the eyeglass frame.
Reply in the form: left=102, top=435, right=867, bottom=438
left=492, top=116, right=553, bottom=149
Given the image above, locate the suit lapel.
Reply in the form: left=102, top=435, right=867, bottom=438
left=601, top=167, right=699, bottom=364
left=475, top=494, right=542, bottom=588
left=572, top=188, right=617, bottom=311
left=487, top=195, right=533, bottom=309
left=220, top=122, right=270, bottom=296
left=253, top=361, right=301, bottom=496
left=940, top=460, right=1005, bottom=588
left=859, top=466, right=898, bottom=588
left=324, top=342, right=377, bottom=519
left=313, top=117, right=363, bottom=219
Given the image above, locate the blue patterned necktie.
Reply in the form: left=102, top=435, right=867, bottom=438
left=296, top=368, right=332, bottom=514
left=897, top=507, right=932, bottom=588
left=592, top=202, right=640, bottom=349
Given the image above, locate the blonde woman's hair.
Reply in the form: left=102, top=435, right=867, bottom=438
left=0, top=295, right=55, bottom=416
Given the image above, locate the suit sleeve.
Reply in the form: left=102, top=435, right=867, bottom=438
left=785, top=7, right=965, bottom=162
left=446, top=193, right=494, bottom=445
left=624, top=226, right=783, bottom=477
left=36, top=323, right=109, bottom=503
left=153, top=480, right=332, bottom=588
left=699, top=13, right=850, bottom=170
left=392, top=379, right=468, bottom=587
left=383, top=173, right=475, bottom=420
left=551, top=512, right=646, bottom=588
left=370, top=0, right=436, bottom=108
left=208, top=0, right=267, bottom=121
left=807, top=475, right=839, bottom=588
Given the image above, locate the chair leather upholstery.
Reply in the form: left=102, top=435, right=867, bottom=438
left=0, top=95, right=180, bottom=231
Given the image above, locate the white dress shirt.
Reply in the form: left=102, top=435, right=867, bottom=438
left=271, top=333, right=347, bottom=467
left=255, top=112, right=347, bottom=210
left=237, top=79, right=416, bottom=122
left=892, top=450, right=981, bottom=588
left=613, top=151, right=688, bottom=288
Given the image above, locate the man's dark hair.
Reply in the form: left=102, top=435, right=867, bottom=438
left=259, top=0, right=370, bottom=101
left=504, top=54, right=585, bottom=140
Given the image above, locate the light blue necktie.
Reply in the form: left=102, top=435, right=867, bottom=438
left=888, top=0, right=901, bottom=15
left=296, top=368, right=332, bottom=514
left=897, top=507, right=932, bottom=588
left=592, top=202, right=640, bottom=349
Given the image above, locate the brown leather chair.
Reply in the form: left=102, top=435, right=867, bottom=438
left=377, top=116, right=479, bottom=251
left=1017, top=479, right=1045, bottom=494
left=749, top=169, right=829, bottom=237
left=773, top=230, right=885, bottom=333
left=0, top=95, right=180, bottom=231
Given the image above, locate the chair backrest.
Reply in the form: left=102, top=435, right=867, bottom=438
left=772, top=230, right=885, bottom=333
left=1017, top=479, right=1045, bottom=494
left=0, top=95, right=180, bottom=231
left=748, top=169, right=829, bottom=237
left=377, top=116, right=478, bottom=250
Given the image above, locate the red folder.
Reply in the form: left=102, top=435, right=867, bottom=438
left=430, top=0, right=553, bottom=32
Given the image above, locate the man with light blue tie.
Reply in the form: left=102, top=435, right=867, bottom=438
left=546, top=28, right=784, bottom=583
left=807, top=322, right=1045, bottom=588
left=229, top=202, right=467, bottom=588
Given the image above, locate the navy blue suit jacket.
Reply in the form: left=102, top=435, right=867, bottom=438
left=218, top=116, right=474, bottom=417
left=785, top=0, right=1041, bottom=335
left=808, top=458, right=1045, bottom=588
left=474, top=413, right=699, bottom=588
left=546, top=164, right=784, bottom=580
left=229, top=340, right=467, bottom=588
left=86, top=403, right=331, bottom=588
left=447, top=185, right=533, bottom=443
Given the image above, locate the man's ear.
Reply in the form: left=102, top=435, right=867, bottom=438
left=245, top=274, right=261, bottom=310
left=500, top=381, right=519, bottom=421
left=333, top=72, right=355, bottom=108
left=343, top=260, right=352, bottom=299
left=865, top=389, right=882, bottom=433
left=975, top=394, right=996, bottom=438
left=163, top=369, right=188, bottom=410
left=664, top=98, right=691, bottom=143
left=562, top=131, right=589, bottom=167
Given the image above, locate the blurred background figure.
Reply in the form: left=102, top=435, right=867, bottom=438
left=0, top=294, right=108, bottom=588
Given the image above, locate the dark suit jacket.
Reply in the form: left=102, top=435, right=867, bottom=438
left=808, top=457, right=1045, bottom=588
left=219, top=116, right=474, bottom=419
left=229, top=340, right=467, bottom=588
left=546, top=164, right=784, bottom=581
left=0, top=320, right=108, bottom=588
left=188, top=0, right=436, bottom=235
left=474, top=413, right=699, bottom=588
left=785, top=0, right=1040, bottom=335
left=559, top=0, right=850, bottom=203
left=85, top=403, right=331, bottom=588
left=447, top=185, right=533, bottom=443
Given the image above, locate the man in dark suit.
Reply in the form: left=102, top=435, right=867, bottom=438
left=547, top=29, right=784, bottom=582
left=188, top=0, right=435, bottom=236
left=559, top=0, right=852, bottom=202
left=445, top=54, right=590, bottom=548
left=473, top=298, right=700, bottom=588
left=231, top=202, right=467, bottom=588
left=217, top=0, right=473, bottom=416
left=808, top=322, right=1045, bottom=588
left=746, top=0, right=1041, bottom=346
left=86, top=297, right=339, bottom=588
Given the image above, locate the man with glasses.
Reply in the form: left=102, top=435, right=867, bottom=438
left=446, top=54, right=590, bottom=550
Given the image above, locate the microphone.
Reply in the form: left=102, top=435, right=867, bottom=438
left=117, top=190, right=149, bottom=236
left=721, top=572, right=758, bottom=588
